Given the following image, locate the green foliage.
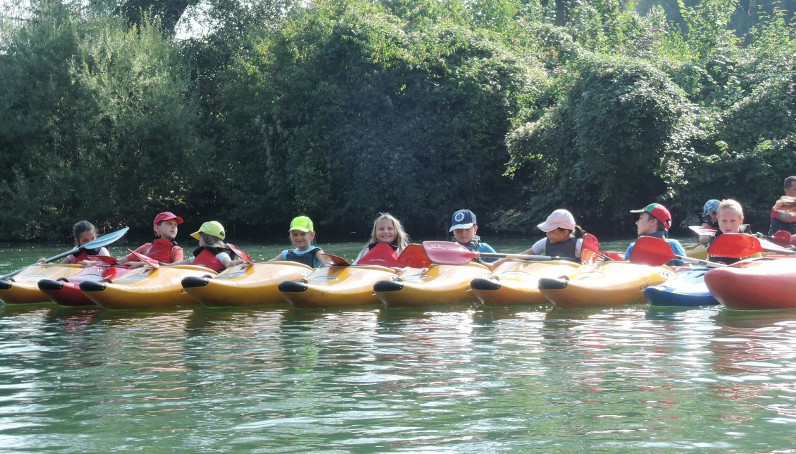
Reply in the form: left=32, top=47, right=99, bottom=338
left=0, top=2, right=203, bottom=239
left=505, top=55, right=698, bottom=234
left=217, top=0, right=545, bottom=235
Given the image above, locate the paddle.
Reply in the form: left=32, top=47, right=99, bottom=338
left=689, top=225, right=716, bottom=237
left=322, top=253, right=351, bottom=266
left=422, top=241, right=552, bottom=265
left=0, top=226, right=130, bottom=280
left=357, top=242, right=401, bottom=267
left=227, top=243, right=253, bottom=264
left=581, top=233, right=614, bottom=264
left=397, top=244, right=431, bottom=268
left=771, top=230, right=792, bottom=247
left=707, top=233, right=796, bottom=258
left=128, top=249, right=160, bottom=268
left=629, top=236, right=725, bottom=268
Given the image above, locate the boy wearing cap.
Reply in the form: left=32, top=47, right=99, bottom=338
left=116, top=212, right=184, bottom=267
left=449, top=209, right=498, bottom=267
left=625, top=203, right=685, bottom=265
left=269, top=216, right=331, bottom=267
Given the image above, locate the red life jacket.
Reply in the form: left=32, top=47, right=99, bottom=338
left=192, top=247, right=225, bottom=271
left=69, top=250, right=92, bottom=264
left=146, top=238, right=178, bottom=263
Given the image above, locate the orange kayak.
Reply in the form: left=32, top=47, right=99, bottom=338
left=470, top=259, right=581, bottom=307
left=374, top=262, right=490, bottom=308
left=182, top=261, right=313, bottom=307
left=704, top=256, right=796, bottom=310
left=0, top=264, right=83, bottom=304
left=278, top=265, right=398, bottom=309
left=538, top=261, right=675, bottom=309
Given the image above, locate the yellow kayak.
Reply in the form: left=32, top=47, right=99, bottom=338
left=278, top=264, right=398, bottom=309
left=470, top=259, right=582, bottom=307
left=0, top=264, right=84, bottom=304
left=373, top=262, right=490, bottom=308
left=80, top=265, right=217, bottom=309
left=684, top=243, right=708, bottom=260
left=182, top=261, right=313, bottom=307
left=538, top=261, right=675, bottom=309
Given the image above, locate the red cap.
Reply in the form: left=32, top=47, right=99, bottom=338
left=153, top=211, right=184, bottom=226
left=630, top=203, right=672, bottom=229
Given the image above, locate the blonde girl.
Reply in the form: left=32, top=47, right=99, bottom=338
left=352, top=213, right=410, bottom=264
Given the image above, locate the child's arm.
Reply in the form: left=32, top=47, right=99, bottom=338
left=315, top=249, right=333, bottom=267
left=268, top=251, right=285, bottom=262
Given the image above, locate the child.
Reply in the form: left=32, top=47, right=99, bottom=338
left=448, top=209, right=498, bottom=268
left=167, top=221, right=244, bottom=271
left=698, top=199, right=720, bottom=245
left=270, top=215, right=331, bottom=267
left=625, top=203, right=685, bottom=265
left=352, top=213, right=410, bottom=264
left=115, top=212, right=184, bottom=268
left=709, top=199, right=755, bottom=265
left=520, top=209, right=585, bottom=261
left=60, top=220, right=113, bottom=265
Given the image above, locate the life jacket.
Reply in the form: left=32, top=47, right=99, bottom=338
left=545, top=237, right=578, bottom=260
left=284, top=247, right=321, bottom=268
left=69, top=249, right=94, bottom=264
left=191, top=246, right=229, bottom=272
left=146, top=237, right=179, bottom=263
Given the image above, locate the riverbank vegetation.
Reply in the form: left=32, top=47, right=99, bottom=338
left=1, top=0, right=794, bottom=241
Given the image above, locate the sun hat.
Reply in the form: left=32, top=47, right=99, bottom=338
left=289, top=216, right=314, bottom=233
left=538, top=209, right=576, bottom=232
left=153, top=211, right=183, bottom=227
left=702, top=199, right=720, bottom=216
left=630, top=203, right=672, bottom=229
left=449, top=209, right=477, bottom=232
left=191, top=221, right=225, bottom=240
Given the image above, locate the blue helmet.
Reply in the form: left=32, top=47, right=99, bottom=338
left=703, top=199, right=720, bottom=216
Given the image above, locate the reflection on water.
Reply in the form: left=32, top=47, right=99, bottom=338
left=2, top=304, right=796, bottom=451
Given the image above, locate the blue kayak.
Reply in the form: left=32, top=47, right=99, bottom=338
left=644, top=268, right=720, bottom=307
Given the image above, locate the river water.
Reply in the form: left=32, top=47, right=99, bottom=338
left=1, top=243, right=795, bottom=452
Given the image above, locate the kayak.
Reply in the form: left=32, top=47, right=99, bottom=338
left=684, top=243, right=708, bottom=260
left=38, top=264, right=133, bottom=307
left=704, top=256, right=796, bottom=310
left=373, top=262, right=490, bottom=308
left=0, top=264, right=84, bottom=304
left=644, top=267, right=719, bottom=307
left=80, top=265, right=217, bottom=309
left=538, top=261, right=675, bottom=308
left=182, top=261, right=313, bottom=307
left=470, top=259, right=581, bottom=307
left=278, top=264, right=398, bottom=309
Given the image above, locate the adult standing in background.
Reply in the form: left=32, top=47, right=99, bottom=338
left=769, top=176, right=796, bottom=235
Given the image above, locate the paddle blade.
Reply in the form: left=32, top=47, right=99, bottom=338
left=128, top=249, right=160, bottom=268
left=422, top=241, right=477, bottom=265
left=580, top=233, right=601, bottom=264
left=357, top=242, right=401, bottom=267
left=322, top=253, right=351, bottom=266
left=629, top=236, right=675, bottom=266
left=398, top=244, right=431, bottom=268
left=772, top=230, right=792, bottom=247
left=707, top=233, right=764, bottom=258
left=689, top=225, right=716, bottom=237
left=227, top=243, right=253, bottom=264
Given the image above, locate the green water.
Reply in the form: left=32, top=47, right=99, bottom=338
left=1, top=243, right=795, bottom=452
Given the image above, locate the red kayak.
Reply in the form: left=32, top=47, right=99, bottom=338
left=38, top=264, right=132, bottom=306
left=704, top=256, right=796, bottom=310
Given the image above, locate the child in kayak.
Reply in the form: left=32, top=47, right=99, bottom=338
left=519, top=209, right=585, bottom=261
left=59, top=220, right=113, bottom=265
left=708, top=199, right=756, bottom=265
left=269, top=215, right=332, bottom=267
left=697, top=199, right=720, bottom=245
left=625, top=203, right=685, bottom=265
left=115, top=212, right=184, bottom=268
left=166, top=221, right=245, bottom=271
left=448, top=209, right=498, bottom=268
left=352, top=213, right=410, bottom=264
